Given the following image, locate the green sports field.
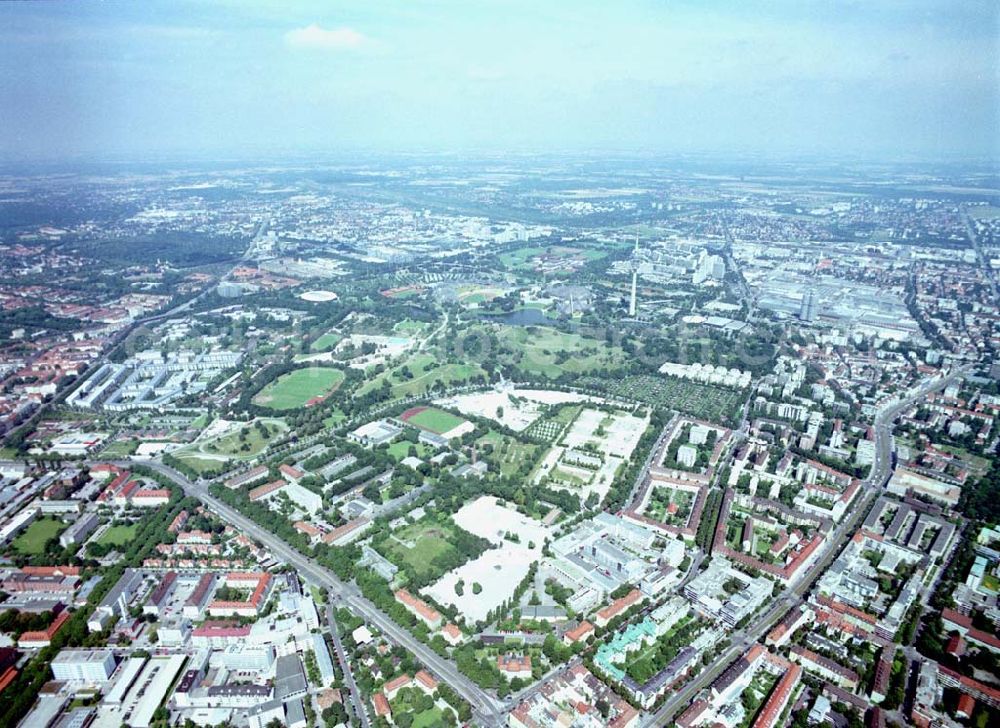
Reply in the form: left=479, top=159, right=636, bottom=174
left=400, top=406, right=467, bottom=434
left=253, top=367, right=345, bottom=410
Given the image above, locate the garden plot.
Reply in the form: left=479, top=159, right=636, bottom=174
left=534, top=408, right=649, bottom=503
left=562, top=409, right=647, bottom=458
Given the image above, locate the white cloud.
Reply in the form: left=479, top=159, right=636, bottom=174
left=285, top=24, right=369, bottom=51
left=467, top=66, right=506, bottom=82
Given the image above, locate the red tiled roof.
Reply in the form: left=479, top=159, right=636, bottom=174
left=294, top=521, right=321, bottom=536
left=192, top=622, right=251, bottom=639
left=564, top=621, right=595, bottom=642
left=752, top=663, right=801, bottom=728
left=415, top=670, right=438, bottom=691
left=249, top=480, right=284, bottom=501
left=19, top=610, right=70, bottom=645
left=395, top=589, right=441, bottom=624
left=597, top=589, right=642, bottom=622
left=322, top=518, right=369, bottom=544
left=133, top=488, right=170, bottom=499
left=0, top=666, right=17, bottom=693
left=21, top=565, right=80, bottom=577
left=384, top=674, right=412, bottom=693
left=373, top=692, right=391, bottom=716
left=497, top=654, right=532, bottom=673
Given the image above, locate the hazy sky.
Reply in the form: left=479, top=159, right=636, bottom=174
left=1, top=0, right=997, bottom=161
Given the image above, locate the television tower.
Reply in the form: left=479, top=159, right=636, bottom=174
left=628, top=234, right=639, bottom=317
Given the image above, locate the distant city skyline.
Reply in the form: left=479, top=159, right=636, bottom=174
left=0, top=0, right=997, bottom=161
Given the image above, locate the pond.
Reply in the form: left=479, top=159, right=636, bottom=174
left=493, top=308, right=550, bottom=326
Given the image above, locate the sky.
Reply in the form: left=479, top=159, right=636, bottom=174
left=0, top=0, right=997, bottom=162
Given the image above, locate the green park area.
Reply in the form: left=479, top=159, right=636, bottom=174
left=390, top=687, right=449, bottom=728
left=378, top=519, right=460, bottom=581
left=477, top=431, right=541, bottom=477
left=172, top=418, right=288, bottom=475
left=373, top=515, right=488, bottom=587
left=646, top=486, right=693, bottom=525
left=492, top=325, right=625, bottom=378
left=203, top=419, right=286, bottom=458
left=253, top=367, right=345, bottom=410
left=96, top=524, right=138, bottom=546
left=499, top=245, right=605, bottom=272
left=170, top=454, right=228, bottom=476
left=310, top=332, right=342, bottom=352
left=387, top=440, right=431, bottom=461
left=357, top=353, right=485, bottom=398
left=12, top=518, right=65, bottom=555
left=101, top=439, right=139, bottom=458
left=393, top=319, right=430, bottom=335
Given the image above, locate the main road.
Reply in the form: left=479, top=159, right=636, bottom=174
left=131, top=460, right=507, bottom=727
left=641, top=364, right=974, bottom=726
left=962, top=206, right=999, bottom=306
left=325, top=598, right=372, bottom=728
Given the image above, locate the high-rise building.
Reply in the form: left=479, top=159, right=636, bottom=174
left=51, top=649, right=117, bottom=682
left=692, top=250, right=725, bottom=285
left=799, top=289, right=817, bottom=322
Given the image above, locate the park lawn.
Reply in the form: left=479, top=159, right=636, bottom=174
left=357, top=353, right=484, bottom=398
left=983, top=572, right=1000, bottom=593
left=379, top=520, right=460, bottom=581
left=647, top=486, right=682, bottom=521
left=101, top=439, right=138, bottom=457
left=412, top=707, right=446, bottom=728
left=477, top=432, right=541, bottom=477
left=310, top=333, right=342, bottom=352
left=550, top=467, right=590, bottom=487
left=97, top=524, right=138, bottom=546
left=173, top=452, right=231, bottom=475
left=13, top=518, right=65, bottom=555
left=499, top=246, right=547, bottom=269
left=402, top=406, right=467, bottom=434
left=189, top=413, right=211, bottom=430
left=754, top=530, right=777, bottom=558
left=550, top=404, right=582, bottom=425
left=203, top=420, right=286, bottom=458
left=387, top=441, right=430, bottom=461
left=500, top=245, right=606, bottom=272
left=323, top=409, right=347, bottom=428
left=493, top=325, right=625, bottom=378
left=457, top=286, right=504, bottom=305
left=253, top=367, right=345, bottom=410
left=393, top=319, right=430, bottom=334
